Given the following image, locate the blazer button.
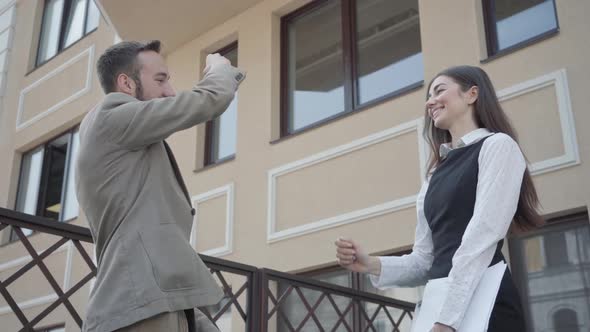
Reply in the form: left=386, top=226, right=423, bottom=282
left=191, top=208, right=196, bottom=216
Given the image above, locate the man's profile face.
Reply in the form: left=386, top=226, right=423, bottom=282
left=134, top=50, right=176, bottom=101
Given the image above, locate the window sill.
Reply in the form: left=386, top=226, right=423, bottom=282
left=271, top=81, right=424, bottom=145
left=481, top=29, right=559, bottom=64
left=26, top=28, right=99, bottom=77
left=194, top=155, right=236, bottom=173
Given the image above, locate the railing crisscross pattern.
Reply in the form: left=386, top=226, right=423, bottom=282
left=0, top=208, right=415, bottom=331
left=1, top=224, right=96, bottom=331
left=260, top=269, right=415, bottom=332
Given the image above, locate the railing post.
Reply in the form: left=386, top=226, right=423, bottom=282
left=247, top=268, right=260, bottom=332
left=258, top=269, right=269, bottom=332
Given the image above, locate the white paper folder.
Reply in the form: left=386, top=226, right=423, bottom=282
left=410, top=262, right=507, bottom=332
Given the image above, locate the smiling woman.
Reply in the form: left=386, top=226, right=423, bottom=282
left=336, top=66, right=543, bottom=331
left=423, top=66, right=541, bottom=230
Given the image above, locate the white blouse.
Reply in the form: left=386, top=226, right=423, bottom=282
left=370, top=128, right=526, bottom=329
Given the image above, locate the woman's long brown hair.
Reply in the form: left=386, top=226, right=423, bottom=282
left=424, top=65, right=543, bottom=230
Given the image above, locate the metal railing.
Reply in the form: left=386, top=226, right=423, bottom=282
left=0, top=207, right=415, bottom=331
left=259, top=269, right=415, bottom=332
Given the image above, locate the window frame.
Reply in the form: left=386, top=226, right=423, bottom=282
left=481, top=0, right=560, bottom=61
left=203, top=41, right=239, bottom=167
left=279, top=0, right=424, bottom=138
left=8, top=127, right=80, bottom=243
left=35, top=0, right=100, bottom=68
left=508, top=208, right=589, bottom=332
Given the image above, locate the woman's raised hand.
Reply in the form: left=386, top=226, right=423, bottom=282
left=334, top=237, right=380, bottom=275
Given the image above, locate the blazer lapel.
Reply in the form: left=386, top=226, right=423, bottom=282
left=163, top=140, right=195, bottom=215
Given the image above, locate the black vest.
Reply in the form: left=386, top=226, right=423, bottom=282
left=424, top=136, right=504, bottom=279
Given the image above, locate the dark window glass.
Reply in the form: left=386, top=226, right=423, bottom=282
left=281, top=0, right=423, bottom=136
left=11, top=130, right=79, bottom=241
left=544, top=231, right=569, bottom=267
left=62, top=0, right=86, bottom=48
left=85, top=0, right=100, bottom=33
left=37, top=0, right=100, bottom=66
left=355, top=0, right=423, bottom=104
left=484, top=0, right=558, bottom=56
left=553, top=308, right=580, bottom=332
left=39, top=135, right=69, bottom=220
left=510, top=213, right=590, bottom=332
left=37, top=0, right=64, bottom=63
left=206, top=43, right=239, bottom=165
left=286, top=0, right=345, bottom=133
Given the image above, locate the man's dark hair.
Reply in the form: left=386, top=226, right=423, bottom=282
left=96, top=40, right=161, bottom=94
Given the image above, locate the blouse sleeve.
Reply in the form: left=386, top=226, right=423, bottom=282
left=370, top=180, right=434, bottom=288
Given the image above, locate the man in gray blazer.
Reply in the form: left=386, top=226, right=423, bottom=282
left=75, top=40, right=245, bottom=332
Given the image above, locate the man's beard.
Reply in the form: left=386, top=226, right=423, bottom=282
left=134, top=80, right=145, bottom=101
left=130, top=75, right=145, bottom=101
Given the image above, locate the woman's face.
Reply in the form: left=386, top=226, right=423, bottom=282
left=425, top=75, right=476, bottom=130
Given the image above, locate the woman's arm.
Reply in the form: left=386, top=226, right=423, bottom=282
left=370, top=180, right=435, bottom=288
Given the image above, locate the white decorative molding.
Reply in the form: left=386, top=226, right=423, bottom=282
left=264, top=70, right=578, bottom=244
left=267, top=119, right=426, bottom=243
left=190, top=183, right=234, bottom=257
left=16, top=45, right=95, bottom=131
left=0, top=1, right=14, bottom=102
left=497, top=69, right=580, bottom=176
left=0, top=294, right=58, bottom=316
left=0, top=243, right=68, bottom=271
left=0, top=243, right=71, bottom=316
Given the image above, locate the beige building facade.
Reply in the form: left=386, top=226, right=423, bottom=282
left=0, top=0, right=589, bottom=331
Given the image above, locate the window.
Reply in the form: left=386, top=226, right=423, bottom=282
left=204, top=42, right=238, bottom=166
left=278, top=251, right=422, bottom=331
left=553, top=308, right=580, bottom=332
left=509, top=210, right=590, bottom=332
left=37, top=0, right=100, bottom=66
left=11, top=129, right=80, bottom=240
left=278, top=269, right=354, bottom=331
left=544, top=231, right=569, bottom=267
left=281, top=0, right=423, bottom=136
left=483, top=0, right=558, bottom=57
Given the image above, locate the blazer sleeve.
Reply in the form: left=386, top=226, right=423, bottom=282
left=101, top=64, right=245, bottom=150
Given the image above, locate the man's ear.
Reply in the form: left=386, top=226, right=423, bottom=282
left=116, top=73, right=136, bottom=96
left=467, top=86, right=479, bottom=105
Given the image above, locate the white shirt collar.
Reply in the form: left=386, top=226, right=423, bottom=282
left=439, top=128, right=493, bottom=158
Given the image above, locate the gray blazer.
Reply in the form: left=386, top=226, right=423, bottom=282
left=76, top=64, right=245, bottom=332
